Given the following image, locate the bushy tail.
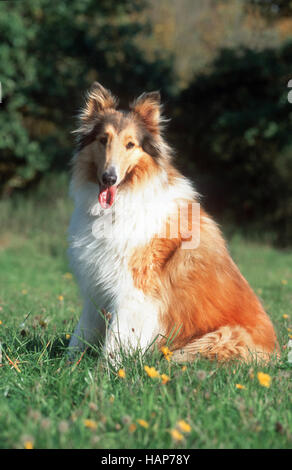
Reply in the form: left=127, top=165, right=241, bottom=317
left=171, top=325, right=279, bottom=363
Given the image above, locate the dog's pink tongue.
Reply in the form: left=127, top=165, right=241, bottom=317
left=98, top=186, right=117, bottom=209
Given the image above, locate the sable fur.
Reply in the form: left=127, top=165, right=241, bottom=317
left=68, top=82, right=279, bottom=363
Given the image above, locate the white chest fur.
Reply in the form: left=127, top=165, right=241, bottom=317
left=68, top=174, right=196, bottom=355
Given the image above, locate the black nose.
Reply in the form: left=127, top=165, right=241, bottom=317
left=102, top=169, right=117, bottom=186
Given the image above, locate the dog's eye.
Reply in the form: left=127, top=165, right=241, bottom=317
left=126, top=142, right=135, bottom=150
left=99, top=136, right=108, bottom=145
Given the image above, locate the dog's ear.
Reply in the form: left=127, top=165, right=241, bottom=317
left=80, top=82, right=118, bottom=122
left=130, top=91, right=162, bottom=135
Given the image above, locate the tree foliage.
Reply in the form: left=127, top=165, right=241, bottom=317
left=0, top=0, right=174, bottom=193
left=1, top=1, right=292, bottom=245
left=174, top=43, right=292, bottom=245
left=246, top=1, right=292, bottom=18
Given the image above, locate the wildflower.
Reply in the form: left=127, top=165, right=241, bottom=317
left=22, top=434, right=35, bottom=449
left=91, top=436, right=100, bottom=445
left=137, top=419, right=149, bottom=428
left=235, top=384, right=246, bottom=390
left=58, top=420, right=69, bottom=433
left=117, top=369, right=126, bottom=379
left=144, top=365, right=160, bottom=378
left=84, top=419, right=98, bottom=430
left=40, top=418, right=51, bottom=430
left=0, top=320, right=2, bottom=325
left=161, top=346, right=173, bottom=361
left=58, top=295, right=64, bottom=302
left=177, top=420, right=191, bottom=433
left=170, top=429, right=184, bottom=441
left=161, top=373, right=170, bottom=385
left=100, top=415, right=107, bottom=424
left=38, top=319, right=47, bottom=328
left=65, top=334, right=71, bottom=340
left=24, top=440, right=34, bottom=449
left=257, top=372, right=271, bottom=388
left=129, top=423, right=137, bottom=433
left=21, top=289, right=28, bottom=295
left=64, top=272, right=73, bottom=280
left=196, top=370, right=207, bottom=381
left=282, top=314, right=289, bottom=319
left=89, top=402, right=98, bottom=411
left=249, top=368, right=254, bottom=379
left=181, top=365, right=187, bottom=371
left=281, top=280, right=288, bottom=285
left=109, top=395, right=115, bottom=403
left=27, top=409, right=41, bottom=421
left=122, top=415, right=131, bottom=424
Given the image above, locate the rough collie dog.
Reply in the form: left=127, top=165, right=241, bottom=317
left=68, top=82, right=278, bottom=363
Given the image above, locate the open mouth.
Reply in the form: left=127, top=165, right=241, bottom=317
left=98, top=184, right=117, bottom=209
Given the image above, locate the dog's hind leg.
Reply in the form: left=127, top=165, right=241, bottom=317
left=171, top=325, right=278, bottom=363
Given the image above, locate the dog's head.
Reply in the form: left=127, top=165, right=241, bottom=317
left=72, top=82, right=171, bottom=208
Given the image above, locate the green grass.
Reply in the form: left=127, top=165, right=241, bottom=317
left=0, top=174, right=291, bottom=449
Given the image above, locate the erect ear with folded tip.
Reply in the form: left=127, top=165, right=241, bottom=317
left=130, top=91, right=162, bottom=135
left=80, top=82, right=118, bottom=122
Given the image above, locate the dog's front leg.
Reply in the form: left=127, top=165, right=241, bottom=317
left=103, top=297, right=163, bottom=364
left=68, top=299, right=106, bottom=356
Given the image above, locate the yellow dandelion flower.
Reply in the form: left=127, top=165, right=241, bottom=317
left=65, top=334, right=71, bottom=340
left=0, top=320, right=2, bottom=325
left=84, top=419, right=98, bottom=430
left=282, top=314, right=289, bottom=319
left=170, top=429, right=184, bottom=441
left=137, top=419, right=149, bottom=428
left=58, top=295, right=64, bottom=302
left=21, top=289, right=28, bottom=295
left=257, top=372, right=271, bottom=388
left=144, top=365, right=160, bottom=379
left=281, top=280, right=288, bottom=285
left=129, top=423, right=137, bottom=433
left=24, top=441, right=34, bottom=449
left=64, top=272, right=73, bottom=280
left=177, top=420, right=191, bottom=433
left=287, top=328, right=292, bottom=332
left=161, top=346, right=173, bottom=361
left=181, top=365, right=187, bottom=371
left=235, top=384, right=246, bottom=390
left=161, top=373, right=170, bottom=385
left=117, top=369, right=126, bottom=379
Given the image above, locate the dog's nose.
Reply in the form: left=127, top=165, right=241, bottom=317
left=102, top=168, right=117, bottom=186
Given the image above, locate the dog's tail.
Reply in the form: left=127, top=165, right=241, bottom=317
left=171, top=325, right=279, bottom=363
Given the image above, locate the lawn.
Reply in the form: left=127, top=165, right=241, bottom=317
left=0, top=175, right=291, bottom=449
